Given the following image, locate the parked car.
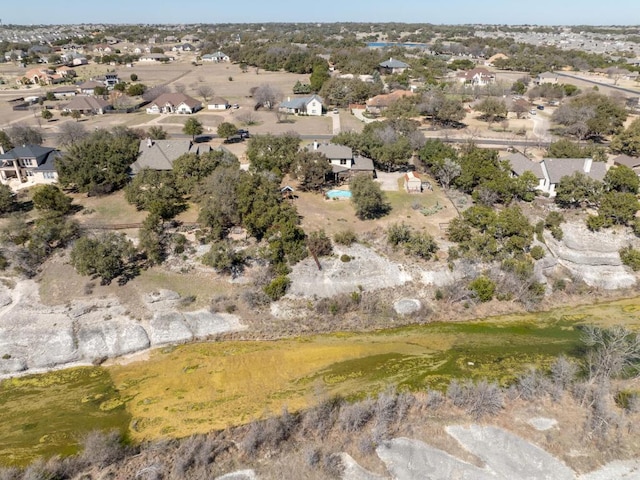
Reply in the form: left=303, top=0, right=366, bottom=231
left=238, top=129, right=250, bottom=139
left=537, top=105, right=544, bottom=110
left=333, top=108, right=339, bottom=114
left=529, top=109, right=537, bottom=115
left=223, top=134, right=243, bottom=144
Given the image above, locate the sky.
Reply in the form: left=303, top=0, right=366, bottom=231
left=1, top=0, right=639, bottom=26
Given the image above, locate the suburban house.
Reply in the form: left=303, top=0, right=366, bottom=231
left=4, top=49, right=27, bottom=62
left=365, top=90, right=414, bottom=115
left=145, top=93, right=202, bottom=114
left=613, top=154, right=640, bottom=175
left=172, top=43, right=195, bottom=52
left=378, top=58, right=410, bottom=74
left=456, top=67, right=495, bottom=86
left=91, top=73, right=120, bottom=89
left=139, top=53, right=172, bottom=62
left=77, top=80, right=105, bottom=95
left=62, top=96, right=112, bottom=115
left=181, top=34, right=200, bottom=43
left=404, top=171, right=423, bottom=193
left=503, top=152, right=546, bottom=190
left=0, top=144, right=60, bottom=188
left=535, top=71, right=559, bottom=85
left=18, top=68, right=63, bottom=85
left=278, top=95, right=323, bottom=116
left=312, top=142, right=375, bottom=180
left=51, top=85, right=78, bottom=99
left=202, top=51, right=230, bottom=62
left=510, top=153, right=607, bottom=196
left=207, top=96, right=231, bottom=110
left=60, top=52, right=88, bottom=66
left=130, top=139, right=212, bottom=174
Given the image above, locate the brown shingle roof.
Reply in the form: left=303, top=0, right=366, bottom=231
left=150, top=92, right=201, bottom=110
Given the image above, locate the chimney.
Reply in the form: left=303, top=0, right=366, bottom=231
left=583, top=158, right=593, bottom=173
left=313, top=140, right=319, bottom=150
left=147, top=138, right=153, bottom=148
left=287, top=96, right=291, bottom=102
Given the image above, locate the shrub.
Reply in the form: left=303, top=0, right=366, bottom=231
left=333, top=229, right=357, bottom=246
left=469, top=276, right=496, bottom=302
left=403, top=231, right=438, bottom=260
left=550, top=226, right=563, bottom=240
left=340, top=254, right=351, bottom=262
left=620, top=246, right=640, bottom=271
left=586, top=214, right=606, bottom=232
left=263, top=275, right=291, bottom=300
left=387, top=222, right=412, bottom=246
left=307, top=230, right=332, bottom=257
left=529, top=245, right=545, bottom=260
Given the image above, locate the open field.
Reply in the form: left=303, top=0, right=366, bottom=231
left=4, top=294, right=640, bottom=465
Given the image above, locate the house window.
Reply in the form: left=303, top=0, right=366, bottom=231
left=43, top=172, right=56, bottom=179
left=22, top=158, right=33, bottom=166
left=340, top=159, right=347, bottom=165
left=25, top=170, right=34, bottom=177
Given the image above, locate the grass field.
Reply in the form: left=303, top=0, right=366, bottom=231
left=4, top=296, right=640, bottom=465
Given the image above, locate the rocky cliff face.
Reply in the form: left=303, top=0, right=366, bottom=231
left=543, top=222, right=639, bottom=290
left=0, top=282, right=245, bottom=377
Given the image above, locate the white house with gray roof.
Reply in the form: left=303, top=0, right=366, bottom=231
left=379, top=58, right=409, bottom=74
left=506, top=153, right=607, bottom=197
left=279, top=95, right=323, bottom=116
left=311, top=142, right=375, bottom=180
left=0, top=144, right=60, bottom=189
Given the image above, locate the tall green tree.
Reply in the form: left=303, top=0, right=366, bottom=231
left=604, top=165, right=640, bottom=194
left=125, top=168, right=184, bottom=220
left=70, top=233, right=137, bottom=285
left=610, top=118, right=640, bottom=157
left=56, top=127, right=140, bottom=194
left=0, top=184, right=16, bottom=215
left=31, top=185, right=72, bottom=214
left=247, top=133, right=300, bottom=177
left=183, top=117, right=203, bottom=140
left=217, top=122, right=238, bottom=139
left=350, top=174, right=389, bottom=220
left=292, top=151, right=332, bottom=192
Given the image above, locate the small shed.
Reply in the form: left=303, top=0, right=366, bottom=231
left=404, top=171, right=422, bottom=193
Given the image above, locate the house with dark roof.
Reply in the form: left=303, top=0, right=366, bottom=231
left=502, top=152, right=545, bottom=190
left=145, top=93, right=202, bottom=114
left=278, top=95, right=323, bottom=116
left=311, top=142, right=375, bottom=180
left=505, top=153, right=607, bottom=197
left=130, top=139, right=212, bottom=174
left=540, top=158, right=606, bottom=196
left=0, top=144, right=60, bottom=188
left=613, top=154, right=640, bottom=175
left=379, top=58, right=409, bottom=74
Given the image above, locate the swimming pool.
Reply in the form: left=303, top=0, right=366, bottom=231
left=326, top=189, right=352, bottom=199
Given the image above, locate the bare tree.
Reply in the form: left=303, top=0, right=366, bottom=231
left=57, top=122, right=88, bottom=146
left=582, top=325, right=640, bottom=382
left=142, top=84, right=170, bottom=102
left=434, top=158, right=461, bottom=189
left=237, top=111, right=258, bottom=126
left=173, top=82, right=186, bottom=94
left=8, top=123, right=43, bottom=146
left=196, top=85, right=214, bottom=103
left=254, top=84, right=282, bottom=110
